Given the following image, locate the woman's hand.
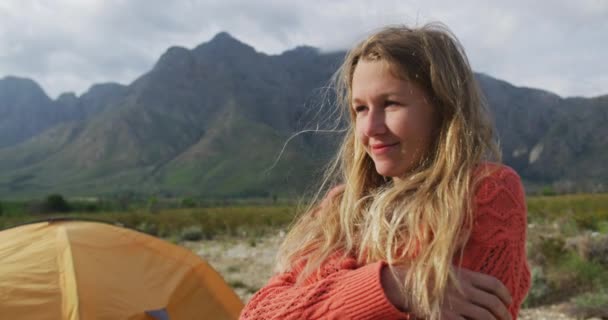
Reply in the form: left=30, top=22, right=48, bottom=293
left=320, top=185, right=345, bottom=209
left=441, top=267, right=512, bottom=320
left=313, top=184, right=345, bottom=214
left=381, top=265, right=512, bottom=320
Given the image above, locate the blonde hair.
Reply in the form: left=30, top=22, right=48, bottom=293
left=277, top=23, right=500, bottom=319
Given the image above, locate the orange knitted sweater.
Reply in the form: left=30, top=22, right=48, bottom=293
left=240, top=164, right=531, bottom=320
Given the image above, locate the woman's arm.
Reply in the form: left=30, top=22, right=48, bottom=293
left=239, top=255, right=411, bottom=320
left=457, top=164, right=532, bottom=319
left=241, top=165, right=531, bottom=320
left=381, top=263, right=513, bottom=320
left=381, top=164, right=529, bottom=320
left=240, top=185, right=409, bottom=320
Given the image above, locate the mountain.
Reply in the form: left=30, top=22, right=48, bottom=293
left=0, top=76, right=128, bottom=150
left=478, top=75, right=608, bottom=192
left=0, top=33, right=605, bottom=199
left=0, top=76, right=63, bottom=148
left=521, top=94, right=608, bottom=192
left=0, top=33, right=339, bottom=198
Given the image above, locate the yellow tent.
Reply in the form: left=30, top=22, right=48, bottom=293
left=0, top=219, right=243, bottom=320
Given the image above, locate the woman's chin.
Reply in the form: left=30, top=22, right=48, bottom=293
left=375, top=167, right=399, bottom=179
left=374, top=163, right=412, bottom=180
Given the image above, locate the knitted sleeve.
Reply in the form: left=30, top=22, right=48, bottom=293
left=240, top=165, right=531, bottom=320
left=239, top=255, right=410, bottom=320
left=458, top=164, right=531, bottom=319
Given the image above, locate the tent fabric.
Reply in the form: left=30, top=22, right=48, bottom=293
left=0, top=220, right=243, bottom=320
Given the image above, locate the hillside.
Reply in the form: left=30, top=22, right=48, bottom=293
left=0, top=33, right=605, bottom=198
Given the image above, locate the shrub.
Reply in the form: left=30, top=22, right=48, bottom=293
left=550, top=251, right=608, bottom=298
left=570, top=289, right=608, bottom=319
left=227, top=279, right=248, bottom=289
left=136, top=221, right=159, bottom=236
left=81, top=202, right=99, bottom=212
left=599, top=221, right=608, bottom=234
left=180, top=225, right=204, bottom=241
left=564, top=233, right=608, bottom=266
left=147, top=196, right=160, bottom=214
left=0, top=201, right=3, bottom=216
left=227, top=265, right=241, bottom=273
left=43, top=194, right=71, bottom=213
left=588, top=234, right=608, bottom=266
left=523, top=266, right=549, bottom=307
left=526, top=228, right=608, bottom=305
left=539, top=236, right=566, bottom=264
left=181, top=198, right=196, bottom=208
left=541, top=186, right=556, bottom=196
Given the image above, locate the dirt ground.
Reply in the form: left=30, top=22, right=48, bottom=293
left=182, top=233, right=583, bottom=320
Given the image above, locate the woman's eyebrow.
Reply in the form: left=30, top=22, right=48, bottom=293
left=351, top=97, right=365, bottom=105
left=352, top=92, right=406, bottom=105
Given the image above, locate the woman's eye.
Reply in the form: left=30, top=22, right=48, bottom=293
left=354, top=105, right=367, bottom=113
left=385, top=100, right=399, bottom=107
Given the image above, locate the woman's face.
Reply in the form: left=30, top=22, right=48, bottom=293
left=351, top=59, right=438, bottom=181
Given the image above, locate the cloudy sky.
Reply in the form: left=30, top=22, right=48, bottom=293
left=1, top=0, right=606, bottom=99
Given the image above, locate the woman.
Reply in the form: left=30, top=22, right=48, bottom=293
left=240, top=23, right=530, bottom=320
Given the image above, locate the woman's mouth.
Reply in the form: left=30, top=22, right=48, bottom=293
left=370, top=142, right=399, bottom=155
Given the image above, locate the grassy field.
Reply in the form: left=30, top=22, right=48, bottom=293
left=1, top=193, right=607, bottom=317
left=0, top=203, right=297, bottom=240
left=524, top=193, right=608, bottom=317
left=528, top=193, right=608, bottom=233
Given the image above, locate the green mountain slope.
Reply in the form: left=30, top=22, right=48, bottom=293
left=0, top=33, right=605, bottom=198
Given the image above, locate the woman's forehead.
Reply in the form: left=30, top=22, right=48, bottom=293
left=351, top=60, right=420, bottom=101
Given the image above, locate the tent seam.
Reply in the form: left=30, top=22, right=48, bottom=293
left=56, top=225, right=81, bottom=320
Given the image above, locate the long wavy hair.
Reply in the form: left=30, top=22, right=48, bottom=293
left=277, top=23, right=500, bottom=319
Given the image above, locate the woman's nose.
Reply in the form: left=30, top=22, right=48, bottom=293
left=362, top=109, right=387, bottom=137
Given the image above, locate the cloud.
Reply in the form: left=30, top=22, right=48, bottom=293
left=0, top=0, right=605, bottom=98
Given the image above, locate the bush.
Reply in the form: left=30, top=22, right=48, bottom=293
left=598, top=221, right=608, bottom=234
left=564, top=233, right=608, bottom=266
left=78, top=202, right=99, bottom=212
left=180, top=225, right=204, bottom=241
left=570, top=289, right=608, bottom=319
left=526, top=227, right=608, bottom=306
left=227, top=265, right=240, bottom=273
left=541, top=186, right=556, bottom=196
left=544, top=250, right=608, bottom=303
left=181, top=198, right=197, bottom=208
left=43, top=194, right=71, bottom=213
left=0, top=201, right=3, bottom=216
left=136, top=221, right=159, bottom=236
left=227, top=279, right=248, bottom=289
left=539, top=236, right=566, bottom=264
left=147, top=196, right=160, bottom=214
left=523, top=266, right=550, bottom=307
left=588, top=234, right=608, bottom=266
